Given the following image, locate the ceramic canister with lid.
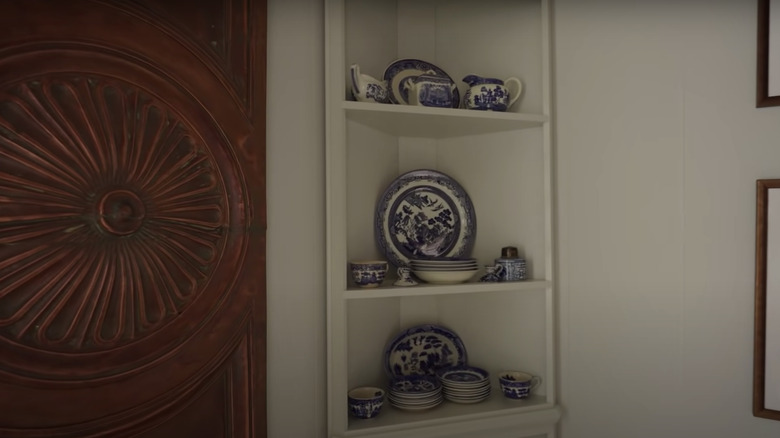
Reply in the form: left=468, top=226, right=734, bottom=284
left=494, top=246, right=526, bottom=281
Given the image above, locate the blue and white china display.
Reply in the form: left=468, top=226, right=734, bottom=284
left=492, top=246, right=527, bottom=282
left=375, top=169, right=476, bottom=268
left=384, top=324, right=468, bottom=378
left=383, top=59, right=460, bottom=108
left=497, top=371, right=542, bottom=400
left=348, top=386, right=386, bottom=418
left=409, top=258, right=478, bottom=284
left=394, top=266, right=418, bottom=287
left=408, top=258, right=477, bottom=270
left=497, top=258, right=526, bottom=281
left=462, top=74, right=523, bottom=111
left=387, top=375, right=443, bottom=411
left=436, top=365, right=490, bottom=384
left=412, top=269, right=478, bottom=284
left=349, top=260, right=388, bottom=288
left=479, top=264, right=503, bottom=282
left=389, top=375, right=441, bottom=393
left=350, top=64, right=390, bottom=104
left=436, top=365, right=492, bottom=404
left=405, top=71, right=457, bottom=108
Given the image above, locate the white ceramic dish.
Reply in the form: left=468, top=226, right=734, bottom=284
left=410, top=266, right=478, bottom=272
left=409, top=260, right=477, bottom=269
left=409, top=257, right=476, bottom=265
left=410, top=261, right=477, bottom=267
left=412, top=269, right=478, bottom=284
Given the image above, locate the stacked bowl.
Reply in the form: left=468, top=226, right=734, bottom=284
left=409, top=258, right=478, bottom=284
left=436, top=365, right=492, bottom=404
left=387, top=375, right=443, bottom=411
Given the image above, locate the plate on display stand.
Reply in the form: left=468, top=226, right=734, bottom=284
left=384, top=323, right=468, bottom=378
left=374, top=169, right=476, bottom=268
left=383, top=58, right=460, bottom=108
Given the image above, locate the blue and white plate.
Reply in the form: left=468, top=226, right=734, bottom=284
left=388, top=375, right=441, bottom=395
left=375, top=169, right=476, bottom=268
left=384, top=324, right=468, bottom=378
left=383, top=58, right=460, bottom=108
left=436, top=365, right=490, bottom=384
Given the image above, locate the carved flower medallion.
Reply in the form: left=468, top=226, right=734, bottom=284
left=0, top=75, right=233, bottom=354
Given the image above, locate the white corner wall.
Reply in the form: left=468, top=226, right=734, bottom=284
left=267, top=0, right=780, bottom=437
left=267, top=0, right=327, bottom=436
left=556, top=0, right=780, bottom=437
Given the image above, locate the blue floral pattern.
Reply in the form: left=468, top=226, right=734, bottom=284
left=375, top=170, right=476, bottom=267
left=383, top=59, right=460, bottom=108
left=464, top=84, right=509, bottom=111
left=365, top=82, right=388, bottom=103
left=384, top=324, right=468, bottom=378
left=389, top=375, right=440, bottom=393
left=436, top=365, right=489, bottom=383
left=348, top=398, right=384, bottom=418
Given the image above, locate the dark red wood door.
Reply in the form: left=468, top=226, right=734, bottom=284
left=0, top=1, right=267, bottom=437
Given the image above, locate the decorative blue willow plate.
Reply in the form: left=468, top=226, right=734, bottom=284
left=383, top=58, right=460, bottom=108
left=375, top=169, right=476, bottom=268
left=384, top=324, right=468, bottom=378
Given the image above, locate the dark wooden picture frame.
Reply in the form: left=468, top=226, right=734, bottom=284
left=758, top=0, right=780, bottom=107
left=755, top=179, right=780, bottom=420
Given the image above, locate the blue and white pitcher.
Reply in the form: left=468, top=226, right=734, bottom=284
left=350, top=64, right=390, bottom=103
left=462, top=75, right=523, bottom=111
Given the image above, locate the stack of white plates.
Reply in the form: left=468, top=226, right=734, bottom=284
left=409, top=258, right=479, bottom=284
left=387, top=375, right=443, bottom=411
left=436, top=365, right=492, bottom=404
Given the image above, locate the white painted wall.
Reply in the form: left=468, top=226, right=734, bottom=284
left=267, top=0, right=780, bottom=436
left=556, top=0, right=780, bottom=436
left=267, top=0, right=327, bottom=436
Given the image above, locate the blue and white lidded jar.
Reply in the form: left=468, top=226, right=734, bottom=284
left=494, top=246, right=526, bottom=282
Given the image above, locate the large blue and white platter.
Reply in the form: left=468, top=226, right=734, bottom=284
left=375, top=169, right=476, bottom=268
left=383, top=58, right=460, bottom=108
left=384, top=324, right=468, bottom=378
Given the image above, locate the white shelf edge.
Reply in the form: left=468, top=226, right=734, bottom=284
left=342, top=396, right=561, bottom=438
left=342, top=101, right=548, bottom=138
left=342, top=279, right=551, bottom=300
left=343, top=100, right=548, bottom=122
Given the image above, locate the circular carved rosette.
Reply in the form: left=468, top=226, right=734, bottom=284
left=0, top=73, right=246, bottom=381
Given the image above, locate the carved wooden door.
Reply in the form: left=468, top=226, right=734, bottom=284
left=0, top=1, right=267, bottom=437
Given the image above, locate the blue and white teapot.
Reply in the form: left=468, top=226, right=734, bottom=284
left=404, top=70, right=456, bottom=108
left=462, top=75, right=523, bottom=111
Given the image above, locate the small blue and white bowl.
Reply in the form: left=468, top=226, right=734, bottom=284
left=349, top=260, right=388, bottom=288
left=348, top=386, right=385, bottom=419
left=497, top=371, right=542, bottom=400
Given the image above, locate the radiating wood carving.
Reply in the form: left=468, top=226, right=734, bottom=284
left=0, top=0, right=266, bottom=435
left=0, top=73, right=237, bottom=377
